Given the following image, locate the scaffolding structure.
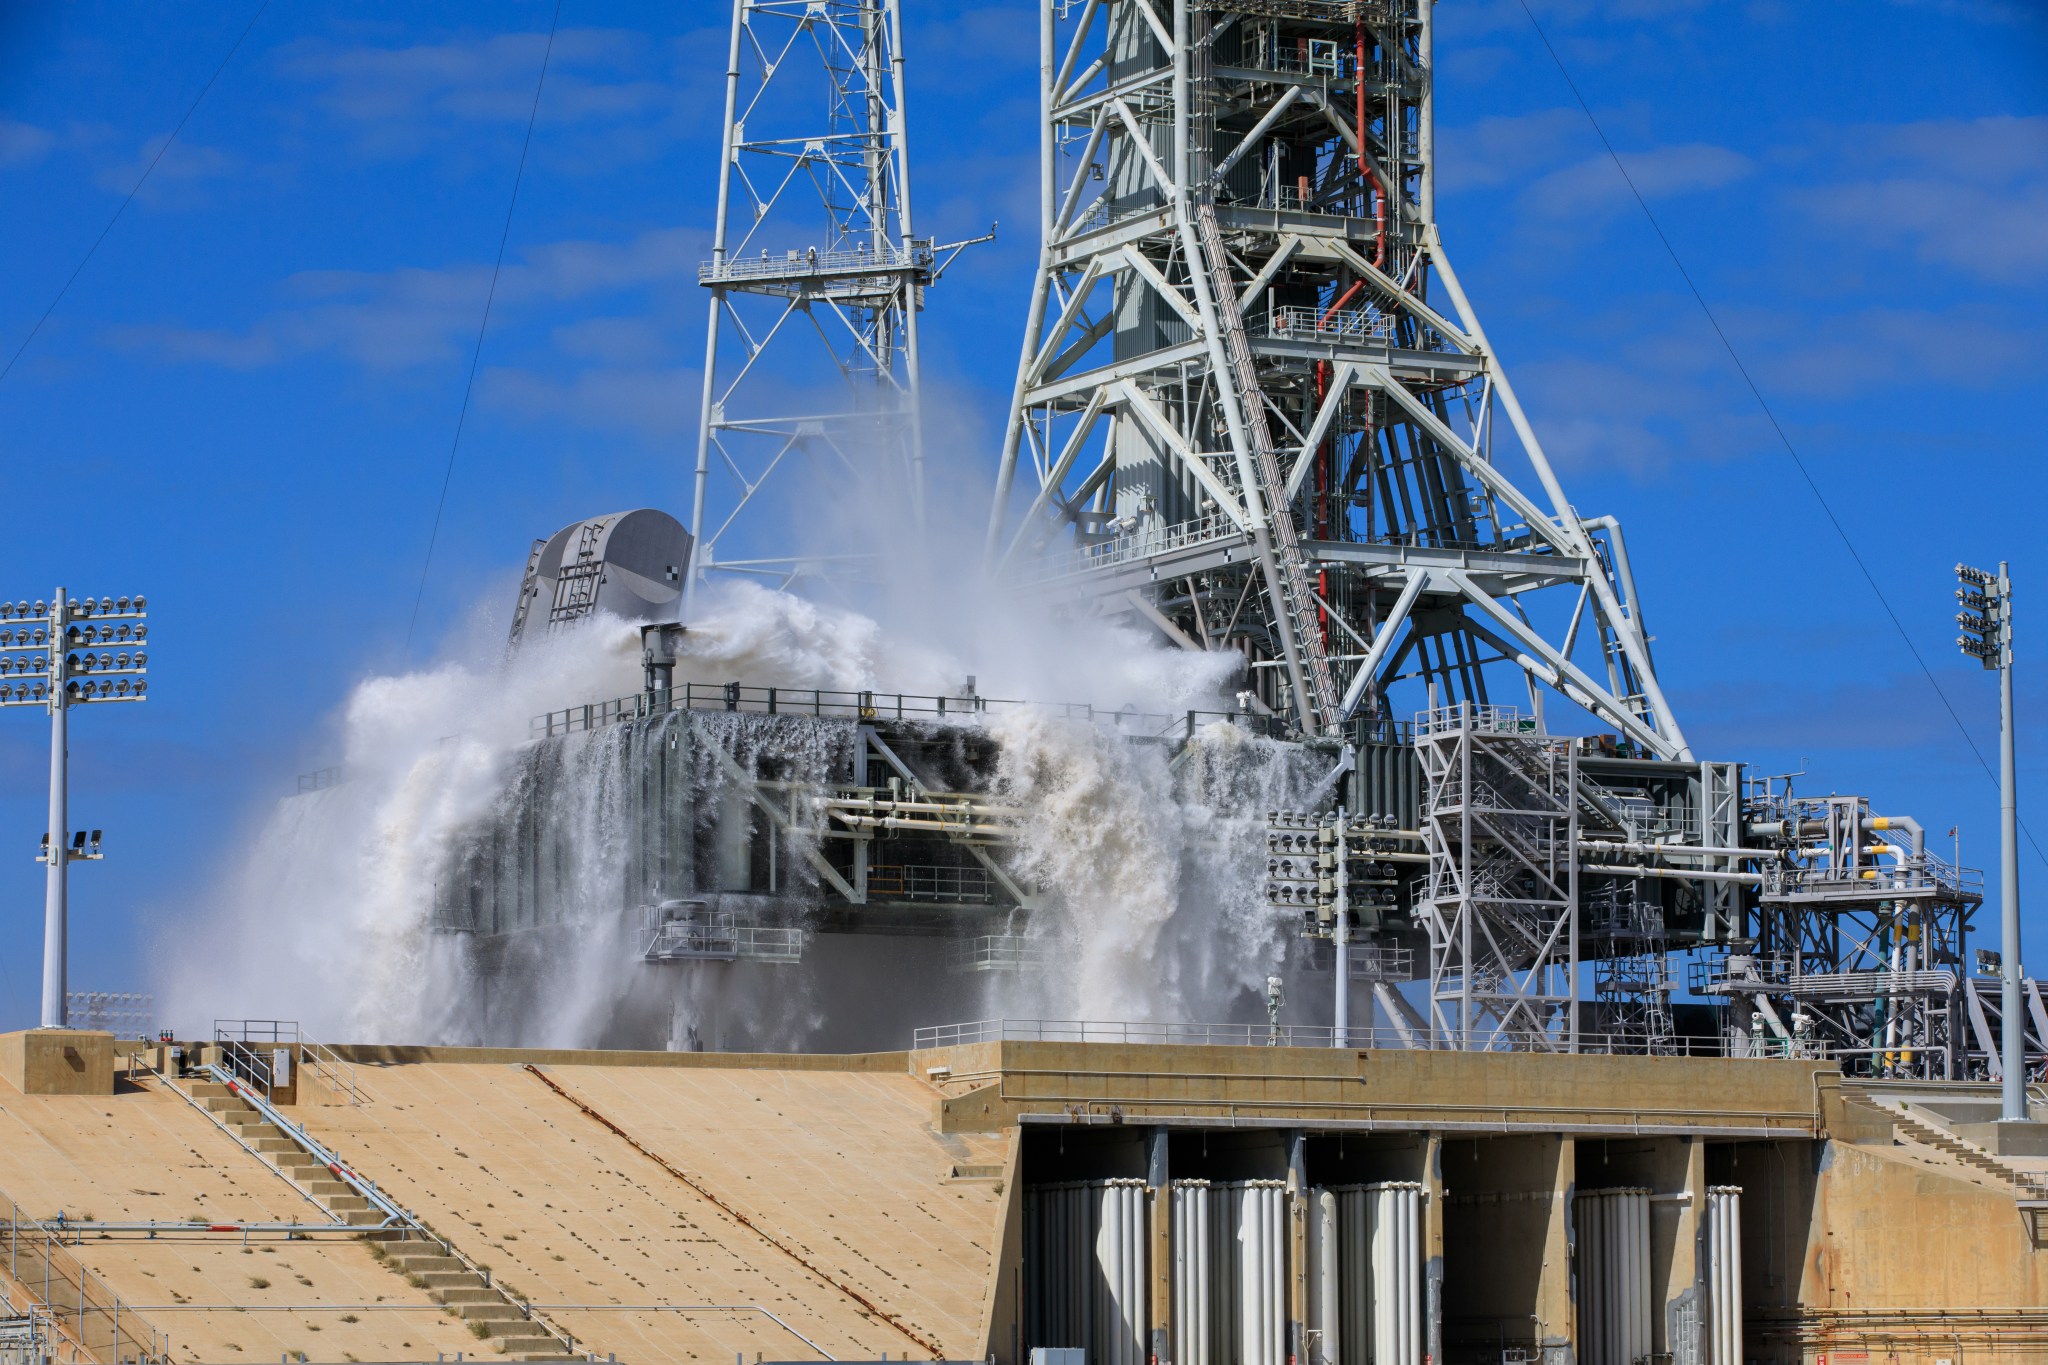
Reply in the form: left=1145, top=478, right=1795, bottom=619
left=689, top=0, right=933, bottom=606
left=985, top=0, right=1682, bottom=753
left=1415, top=704, right=1580, bottom=1051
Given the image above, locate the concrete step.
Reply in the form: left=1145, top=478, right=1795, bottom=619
left=324, top=1195, right=371, bottom=1214
left=390, top=1255, right=464, bottom=1275
left=251, top=1135, right=301, bottom=1154
left=432, top=1287, right=501, bottom=1307
left=341, top=1207, right=389, bottom=1227
left=418, top=1270, right=483, bottom=1290
left=496, top=1337, right=564, bottom=1357
left=304, top=1179, right=351, bottom=1199
left=458, top=1303, right=529, bottom=1324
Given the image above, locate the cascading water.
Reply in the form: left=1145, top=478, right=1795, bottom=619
left=985, top=713, right=1326, bottom=1024
left=160, top=578, right=1345, bottom=1049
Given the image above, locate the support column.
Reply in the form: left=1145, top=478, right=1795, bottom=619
left=1424, top=1133, right=1445, bottom=1365
left=1668, top=1136, right=1708, bottom=1364
left=1150, top=1128, right=1171, bottom=1365
left=1288, top=1130, right=1307, bottom=1365
left=1537, top=1136, right=1576, bottom=1365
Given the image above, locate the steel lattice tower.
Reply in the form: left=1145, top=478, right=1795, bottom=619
left=689, top=0, right=930, bottom=611
left=986, top=0, right=1686, bottom=756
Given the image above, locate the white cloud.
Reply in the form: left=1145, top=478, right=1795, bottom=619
left=110, top=227, right=707, bottom=371
left=0, top=119, right=53, bottom=169
left=91, top=135, right=240, bottom=208
left=482, top=364, right=698, bottom=441
left=1523, top=143, right=1753, bottom=218
left=276, top=27, right=723, bottom=169
left=1795, top=116, right=2048, bottom=285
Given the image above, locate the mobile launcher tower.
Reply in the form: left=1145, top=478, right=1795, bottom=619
left=968, top=0, right=2021, bottom=1077
left=452, top=0, right=2035, bottom=1082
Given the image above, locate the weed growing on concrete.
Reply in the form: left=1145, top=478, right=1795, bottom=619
left=468, top=1322, right=492, bottom=1340
left=247, top=1276, right=270, bottom=1289
left=339, top=1315, right=359, bottom=1324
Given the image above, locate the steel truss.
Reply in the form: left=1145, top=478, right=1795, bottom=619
left=986, top=0, right=1684, bottom=751
left=690, top=0, right=934, bottom=606
left=1415, top=704, right=1580, bottom=1050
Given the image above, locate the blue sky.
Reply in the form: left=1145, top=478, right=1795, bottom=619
left=1, top=0, right=2044, bottom=1029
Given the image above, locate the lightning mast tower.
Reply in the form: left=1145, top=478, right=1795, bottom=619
left=986, top=0, right=1684, bottom=759
left=689, top=0, right=932, bottom=612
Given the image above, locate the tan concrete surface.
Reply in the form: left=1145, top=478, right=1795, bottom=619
left=0, top=1071, right=481, bottom=1364
left=287, top=1058, right=1008, bottom=1365
left=0, top=1030, right=114, bottom=1097
left=924, top=1041, right=1828, bottom=1135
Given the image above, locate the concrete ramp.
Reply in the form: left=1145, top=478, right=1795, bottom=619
left=293, top=1051, right=1009, bottom=1364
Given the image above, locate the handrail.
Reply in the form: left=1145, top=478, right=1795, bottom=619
left=1, top=1191, right=170, bottom=1364
left=909, top=1017, right=1773, bottom=1058
left=532, top=680, right=1298, bottom=743
left=214, top=1019, right=359, bottom=1105
left=198, top=1067, right=583, bottom=1358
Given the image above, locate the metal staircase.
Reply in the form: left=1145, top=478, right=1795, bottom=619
left=1192, top=200, right=1340, bottom=734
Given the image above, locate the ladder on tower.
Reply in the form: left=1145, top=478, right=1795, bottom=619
left=1193, top=200, right=1341, bottom=733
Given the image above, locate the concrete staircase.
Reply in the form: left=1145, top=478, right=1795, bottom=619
left=1888, top=1103, right=2047, bottom=1194
left=189, top=1080, right=385, bottom=1228
left=373, top=1234, right=565, bottom=1359
left=1885, top=1102, right=2048, bottom=1241
left=185, top=1079, right=577, bottom=1359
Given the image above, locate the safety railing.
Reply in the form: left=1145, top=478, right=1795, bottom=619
left=1231, top=37, right=1347, bottom=77
left=642, top=918, right=804, bottom=964
left=697, top=239, right=933, bottom=285
left=1, top=1194, right=168, bottom=1364
left=1414, top=703, right=1538, bottom=737
left=868, top=863, right=996, bottom=904
left=910, top=1017, right=1759, bottom=1057
left=212, top=1021, right=359, bottom=1105
left=534, top=680, right=1297, bottom=743
left=947, top=935, right=1049, bottom=973
left=1011, top=513, right=1248, bottom=585
left=1269, top=303, right=1394, bottom=343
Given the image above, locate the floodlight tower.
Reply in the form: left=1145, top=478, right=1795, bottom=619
left=689, top=0, right=978, bottom=611
left=985, top=0, right=1684, bottom=759
left=0, top=590, right=151, bottom=1029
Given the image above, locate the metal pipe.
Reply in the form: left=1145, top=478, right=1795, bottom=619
left=1352, top=20, right=1384, bottom=268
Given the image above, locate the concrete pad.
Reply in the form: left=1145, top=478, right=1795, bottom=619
left=0, top=1030, right=114, bottom=1096
left=1959, top=1119, right=2048, bottom=1156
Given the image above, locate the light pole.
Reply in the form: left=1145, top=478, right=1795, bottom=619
left=0, top=589, right=151, bottom=1030
left=1957, top=562, right=2023, bottom=1120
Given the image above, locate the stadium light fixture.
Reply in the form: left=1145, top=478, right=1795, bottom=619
left=2, top=586, right=148, bottom=1029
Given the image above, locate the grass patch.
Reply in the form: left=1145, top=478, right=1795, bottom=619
left=468, top=1322, right=493, bottom=1340
left=246, top=1276, right=270, bottom=1290
left=339, top=1315, right=359, bottom=1325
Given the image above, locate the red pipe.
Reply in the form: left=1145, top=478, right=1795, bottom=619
left=1356, top=20, right=1386, bottom=269
left=1319, top=278, right=1364, bottom=327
